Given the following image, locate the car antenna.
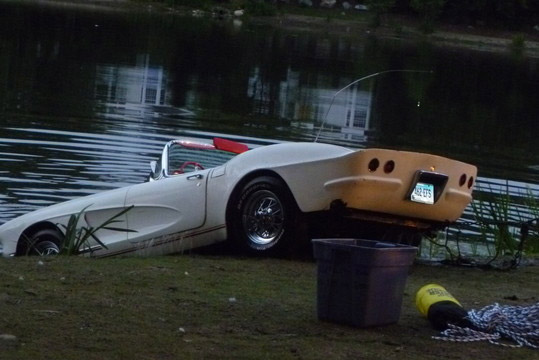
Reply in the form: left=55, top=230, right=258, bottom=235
left=314, top=69, right=433, bottom=142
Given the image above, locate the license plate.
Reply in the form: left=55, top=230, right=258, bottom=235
left=411, top=182, right=434, bottom=204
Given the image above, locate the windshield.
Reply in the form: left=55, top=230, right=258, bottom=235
left=167, top=143, right=238, bottom=175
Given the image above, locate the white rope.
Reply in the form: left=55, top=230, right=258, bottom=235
left=433, top=302, right=539, bottom=349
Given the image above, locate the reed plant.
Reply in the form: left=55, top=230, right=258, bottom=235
left=420, top=181, right=538, bottom=267
left=522, top=187, right=539, bottom=253
left=59, top=205, right=135, bottom=256
left=472, top=183, right=517, bottom=259
left=471, top=182, right=539, bottom=265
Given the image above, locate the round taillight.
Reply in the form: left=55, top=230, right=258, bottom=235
left=459, top=174, right=467, bottom=187
left=368, top=158, right=379, bottom=172
left=468, top=176, right=474, bottom=189
left=384, top=160, right=395, bottom=174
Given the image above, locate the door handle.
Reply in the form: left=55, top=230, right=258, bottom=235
left=187, top=174, right=203, bottom=180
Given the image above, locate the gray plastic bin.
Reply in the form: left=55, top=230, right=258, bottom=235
left=312, top=238, right=417, bottom=327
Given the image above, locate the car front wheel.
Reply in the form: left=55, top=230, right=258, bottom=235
left=232, top=176, right=303, bottom=255
left=20, top=228, right=62, bottom=256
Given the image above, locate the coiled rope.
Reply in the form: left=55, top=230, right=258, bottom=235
left=433, top=302, right=539, bottom=349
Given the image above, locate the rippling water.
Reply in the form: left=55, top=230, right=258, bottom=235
left=0, top=114, right=280, bottom=223
left=0, top=2, right=537, bottom=226
left=0, top=125, right=154, bottom=220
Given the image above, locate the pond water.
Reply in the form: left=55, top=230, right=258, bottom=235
left=0, top=2, right=538, bottom=228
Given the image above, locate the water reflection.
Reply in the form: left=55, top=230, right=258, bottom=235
left=248, top=67, right=374, bottom=143
left=95, top=54, right=191, bottom=119
left=0, top=1, right=537, bottom=227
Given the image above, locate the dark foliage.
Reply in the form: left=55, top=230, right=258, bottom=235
left=393, top=0, right=538, bottom=29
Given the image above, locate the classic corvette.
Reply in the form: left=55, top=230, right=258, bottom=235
left=0, top=137, right=477, bottom=257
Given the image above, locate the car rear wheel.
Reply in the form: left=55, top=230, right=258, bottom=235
left=20, top=228, right=62, bottom=256
left=232, top=176, right=304, bottom=255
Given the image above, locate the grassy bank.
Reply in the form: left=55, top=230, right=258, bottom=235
left=0, top=254, right=537, bottom=359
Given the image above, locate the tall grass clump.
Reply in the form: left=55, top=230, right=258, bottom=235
left=472, top=184, right=517, bottom=259
left=472, top=181, right=539, bottom=265
left=522, top=187, right=539, bottom=253
left=421, top=180, right=538, bottom=268
left=59, top=205, right=135, bottom=256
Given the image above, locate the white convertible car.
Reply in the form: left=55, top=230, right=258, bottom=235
left=0, top=137, right=477, bottom=257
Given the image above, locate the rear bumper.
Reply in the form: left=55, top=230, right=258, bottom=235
left=340, top=205, right=451, bottom=231
left=325, top=149, right=477, bottom=223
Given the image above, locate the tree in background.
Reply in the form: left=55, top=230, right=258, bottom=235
left=410, top=0, right=447, bottom=33
left=441, top=0, right=535, bottom=29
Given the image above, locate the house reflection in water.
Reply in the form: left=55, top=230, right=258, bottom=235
left=94, top=54, right=182, bottom=119
left=315, top=84, right=372, bottom=142
left=94, top=54, right=373, bottom=141
left=248, top=67, right=373, bottom=142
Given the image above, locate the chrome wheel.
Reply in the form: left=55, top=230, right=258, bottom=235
left=232, top=176, right=303, bottom=255
left=19, top=228, right=62, bottom=256
left=32, top=240, right=60, bottom=256
left=242, top=190, right=285, bottom=246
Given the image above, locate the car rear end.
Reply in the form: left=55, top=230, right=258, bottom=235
left=325, top=148, right=477, bottom=228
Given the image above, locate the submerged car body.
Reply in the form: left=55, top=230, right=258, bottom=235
left=0, top=138, right=477, bottom=257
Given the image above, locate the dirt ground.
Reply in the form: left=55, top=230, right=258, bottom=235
left=0, top=255, right=537, bottom=359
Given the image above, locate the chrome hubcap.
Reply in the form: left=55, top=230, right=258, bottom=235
left=243, top=190, right=284, bottom=245
left=34, top=240, right=60, bottom=256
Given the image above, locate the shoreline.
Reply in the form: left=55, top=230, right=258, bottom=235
left=4, top=0, right=539, bottom=56
left=251, top=13, right=539, bottom=56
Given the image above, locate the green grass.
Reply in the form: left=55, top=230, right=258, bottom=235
left=0, top=254, right=537, bottom=359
